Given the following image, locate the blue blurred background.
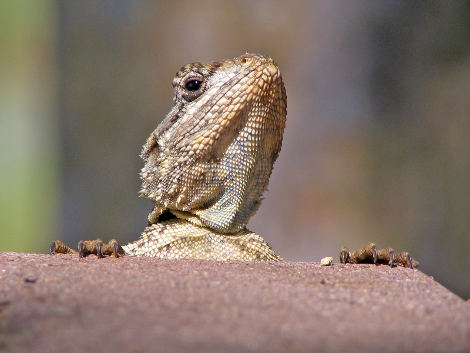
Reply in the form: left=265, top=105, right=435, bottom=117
left=1, top=0, right=469, bottom=299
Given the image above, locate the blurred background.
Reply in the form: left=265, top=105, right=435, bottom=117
left=1, top=0, right=469, bottom=298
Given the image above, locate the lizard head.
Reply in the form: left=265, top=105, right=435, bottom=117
left=140, top=53, right=287, bottom=233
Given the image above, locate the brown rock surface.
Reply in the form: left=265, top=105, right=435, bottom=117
left=0, top=252, right=469, bottom=353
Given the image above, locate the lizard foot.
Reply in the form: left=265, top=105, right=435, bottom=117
left=340, top=242, right=418, bottom=268
left=50, top=239, right=125, bottom=258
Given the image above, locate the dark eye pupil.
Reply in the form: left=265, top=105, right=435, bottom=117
left=185, top=80, right=202, bottom=91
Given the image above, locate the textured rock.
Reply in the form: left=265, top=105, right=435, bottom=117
left=1, top=252, right=469, bottom=353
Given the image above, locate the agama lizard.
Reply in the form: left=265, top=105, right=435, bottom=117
left=50, top=53, right=416, bottom=267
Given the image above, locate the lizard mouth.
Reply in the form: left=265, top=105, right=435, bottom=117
left=155, top=209, right=177, bottom=223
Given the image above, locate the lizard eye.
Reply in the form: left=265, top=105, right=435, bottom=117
left=185, top=79, right=202, bottom=91
left=182, top=76, right=205, bottom=101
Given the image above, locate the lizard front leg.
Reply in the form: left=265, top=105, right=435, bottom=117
left=340, top=242, right=418, bottom=268
left=50, top=239, right=125, bottom=258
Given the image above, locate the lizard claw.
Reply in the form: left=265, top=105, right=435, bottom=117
left=340, top=242, right=418, bottom=268
left=96, top=240, right=104, bottom=258
left=389, top=249, right=396, bottom=267
left=340, top=246, right=350, bottom=264
left=371, top=243, right=378, bottom=264
left=78, top=241, right=84, bottom=258
left=112, top=240, right=123, bottom=258
left=78, top=239, right=102, bottom=258
left=51, top=238, right=124, bottom=258
left=408, top=254, right=414, bottom=269
left=50, top=240, right=76, bottom=255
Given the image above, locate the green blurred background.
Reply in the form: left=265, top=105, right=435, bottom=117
left=1, top=0, right=469, bottom=298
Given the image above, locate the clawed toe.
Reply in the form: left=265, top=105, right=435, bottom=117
left=50, top=238, right=125, bottom=258
left=101, top=239, right=125, bottom=258
left=340, top=242, right=418, bottom=268
left=112, top=240, right=124, bottom=257
left=78, top=238, right=125, bottom=258
left=340, top=246, right=350, bottom=264
left=78, top=239, right=102, bottom=258
left=50, top=240, right=77, bottom=255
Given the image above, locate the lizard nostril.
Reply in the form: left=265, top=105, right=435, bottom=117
left=264, top=62, right=279, bottom=77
